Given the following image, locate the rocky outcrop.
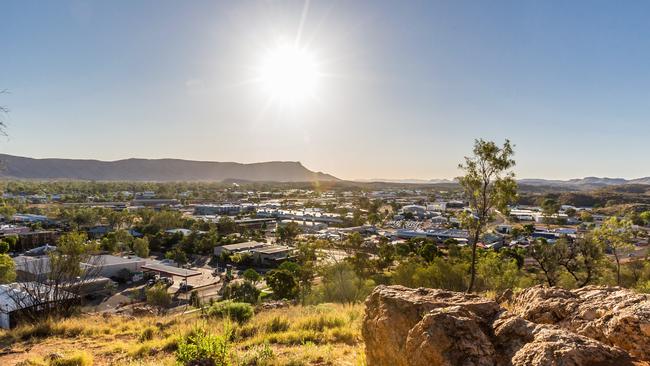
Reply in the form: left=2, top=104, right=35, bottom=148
left=363, top=285, right=649, bottom=366
left=509, top=285, right=650, bottom=360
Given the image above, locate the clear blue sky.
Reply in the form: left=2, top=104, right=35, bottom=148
left=2, top=0, right=650, bottom=180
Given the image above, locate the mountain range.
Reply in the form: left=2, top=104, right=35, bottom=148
left=518, top=176, right=650, bottom=187
left=0, top=154, right=339, bottom=182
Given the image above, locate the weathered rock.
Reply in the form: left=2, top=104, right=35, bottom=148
left=363, top=285, right=647, bottom=366
left=494, top=313, right=633, bottom=366
left=405, top=306, right=496, bottom=366
left=362, top=285, right=501, bottom=366
left=510, top=285, right=650, bottom=360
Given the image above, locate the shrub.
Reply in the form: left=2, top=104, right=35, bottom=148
left=146, top=284, right=172, bottom=312
left=265, top=316, right=290, bottom=333
left=224, top=281, right=260, bottom=304
left=189, top=290, right=202, bottom=308
left=298, top=315, right=345, bottom=331
left=49, top=351, right=93, bottom=366
left=207, top=301, right=254, bottom=324
left=175, top=328, right=230, bottom=366
left=139, top=326, right=156, bottom=342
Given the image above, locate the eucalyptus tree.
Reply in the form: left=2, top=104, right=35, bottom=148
left=458, top=139, right=517, bottom=293
left=592, top=217, right=634, bottom=286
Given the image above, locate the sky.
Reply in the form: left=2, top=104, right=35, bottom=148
left=3, top=0, right=650, bottom=181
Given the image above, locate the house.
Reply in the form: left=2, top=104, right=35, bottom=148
left=249, top=245, right=294, bottom=265
left=0, top=282, right=75, bottom=329
left=214, top=241, right=268, bottom=256
left=14, top=254, right=144, bottom=281
left=278, top=219, right=326, bottom=233
left=14, top=231, right=59, bottom=252
left=91, top=255, right=146, bottom=278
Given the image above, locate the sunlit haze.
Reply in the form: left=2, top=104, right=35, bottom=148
left=3, top=1, right=650, bottom=180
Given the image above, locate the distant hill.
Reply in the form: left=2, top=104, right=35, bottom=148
left=518, top=176, right=650, bottom=189
left=354, top=178, right=454, bottom=184
left=0, top=154, right=339, bottom=182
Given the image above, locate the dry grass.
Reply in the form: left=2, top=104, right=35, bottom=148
left=0, top=303, right=365, bottom=366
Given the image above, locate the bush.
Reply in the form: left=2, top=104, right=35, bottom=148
left=298, top=315, right=345, bottom=331
left=176, top=328, right=230, bottom=366
left=189, top=290, right=202, bottom=308
left=146, top=284, right=172, bottom=312
left=139, top=326, right=156, bottom=342
left=265, top=316, right=290, bottom=333
left=207, top=301, right=254, bottom=324
left=224, top=281, right=260, bottom=304
left=49, top=351, right=93, bottom=366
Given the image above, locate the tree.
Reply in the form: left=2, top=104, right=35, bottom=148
left=224, top=281, right=260, bottom=304
left=277, top=222, right=301, bottom=244
left=265, top=269, right=298, bottom=299
left=166, top=247, right=188, bottom=266
left=133, top=237, right=150, bottom=258
left=457, top=139, right=517, bottom=292
left=318, top=262, right=374, bottom=304
left=146, top=284, right=172, bottom=314
left=565, top=207, right=577, bottom=218
left=592, top=217, right=634, bottom=286
left=556, top=236, right=603, bottom=287
left=417, top=242, right=440, bottom=263
left=580, top=211, right=594, bottom=223
left=189, top=290, right=202, bottom=308
left=541, top=198, right=560, bottom=225
left=529, top=239, right=562, bottom=286
left=242, top=268, right=261, bottom=284
left=0, top=254, right=16, bottom=283
left=9, top=232, right=103, bottom=322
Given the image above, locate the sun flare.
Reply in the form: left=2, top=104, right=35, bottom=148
left=257, top=42, right=321, bottom=105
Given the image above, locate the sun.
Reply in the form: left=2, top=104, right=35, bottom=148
left=257, top=41, right=321, bottom=105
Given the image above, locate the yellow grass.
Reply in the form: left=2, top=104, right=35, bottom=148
left=0, top=303, right=365, bottom=366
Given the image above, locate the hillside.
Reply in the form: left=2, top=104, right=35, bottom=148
left=0, top=303, right=363, bottom=366
left=0, top=154, right=339, bottom=182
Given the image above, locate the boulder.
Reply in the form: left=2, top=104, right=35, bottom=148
left=363, top=285, right=647, bottom=366
left=362, top=285, right=501, bottom=366
left=509, top=285, right=650, bottom=360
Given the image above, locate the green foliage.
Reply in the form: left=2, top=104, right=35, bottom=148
left=457, top=138, right=517, bottom=293
left=49, top=351, right=93, bottom=366
left=132, top=237, right=150, bottom=258
left=266, top=269, right=298, bottom=300
left=315, top=262, right=375, bottom=304
left=0, top=240, right=9, bottom=254
left=391, top=257, right=468, bottom=291
left=165, top=246, right=188, bottom=265
left=145, top=284, right=172, bottom=312
left=476, top=251, right=531, bottom=291
left=224, top=281, right=261, bottom=304
left=242, top=268, right=261, bottom=284
left=0, top=253, right=16, bottom=283
left=207, top=301, right=254, bottom=324
left=277, top=221, right=301, bottom=243
left=417, top=242, right=440, bottom=263
left=189, top=290, right=202, bottom=308
left=176, top=328, right=230, bottom=366
left=592, top=217, right=635, bottom=285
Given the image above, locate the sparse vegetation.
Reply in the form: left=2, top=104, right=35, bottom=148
left=0, top=304, right=364, bottom=365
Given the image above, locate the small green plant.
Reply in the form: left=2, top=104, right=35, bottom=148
left=175, top=328, right=230, bottom=366
left=207, top=301, right=254, bottom=324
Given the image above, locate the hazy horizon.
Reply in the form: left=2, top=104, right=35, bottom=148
left=4, top=1, right=650, bottom=181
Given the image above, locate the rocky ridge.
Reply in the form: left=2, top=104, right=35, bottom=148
left=362, top=285, right=650, bottom=366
